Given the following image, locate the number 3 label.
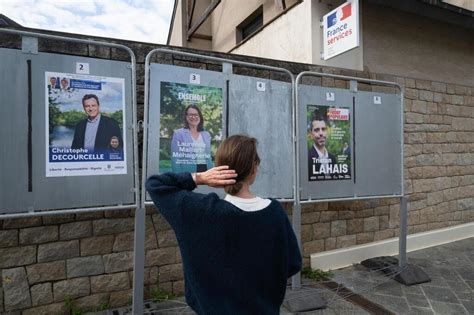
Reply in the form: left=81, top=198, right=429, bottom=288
left=76, top=62, right=90, bottom=74
left=190, top=73, right=200, bottom=84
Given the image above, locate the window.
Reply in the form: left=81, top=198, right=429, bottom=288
left=236, top=6, right=263, bottom=43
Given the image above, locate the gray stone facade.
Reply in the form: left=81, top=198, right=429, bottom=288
left=0, top=26, right=472, bottom=313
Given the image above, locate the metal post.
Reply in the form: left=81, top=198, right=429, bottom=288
left=291, top=202, right=302, bottom=289
left=132, top=207, right=146, bottom=315
left=292, top=71, right=302, bottom=290
left=399, top=196, right=408, bottom=267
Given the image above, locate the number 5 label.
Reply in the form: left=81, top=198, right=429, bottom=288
left=76, top=62, right=90, bottom=74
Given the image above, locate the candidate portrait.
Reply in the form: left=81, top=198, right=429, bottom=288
left=71, top=94, right=123, bottom=152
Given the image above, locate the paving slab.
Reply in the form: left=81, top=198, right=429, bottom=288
left=430, top=301, right=470, bottom=315
left=329, top=237, right=474, bottom=315
left=405, top=293, right=430, bottom=308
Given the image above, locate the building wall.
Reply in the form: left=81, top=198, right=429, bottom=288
left=176, top=0, right=473, bottom=84
left=211, top=0, right=265, bottom=52
left=443, top=0, right=474, bottom=11
left=211, top=0, right=300, bottom=52
left=170, top=0, right=302, bottom=51
left=0, top=28, right=473, bottom=313
left=169, top=0, right=185, bottom=47
left=232, top=0, right=365, bottom=70
left=186, top=0, right=213, bottom=50
left=232, top=0, right=313, bottom=64
left=363, top=1, right=474, bottom=86
left=169, top=0, right=213, bottom=50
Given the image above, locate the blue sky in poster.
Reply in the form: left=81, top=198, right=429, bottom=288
left=51, top=75, right=124, bottom=113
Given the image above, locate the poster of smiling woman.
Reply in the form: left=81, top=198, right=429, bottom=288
left=45, top=72, right=127, bottom=177
left=159, top=82, right=223, bottom=173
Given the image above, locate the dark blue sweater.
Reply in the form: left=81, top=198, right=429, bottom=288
left=146, top=173, right=302, bottom=315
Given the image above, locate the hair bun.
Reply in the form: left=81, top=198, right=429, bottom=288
left=224, top=182, right=243, bottom=195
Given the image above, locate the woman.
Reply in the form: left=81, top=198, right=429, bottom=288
left=146, top=135, right=301, bottom=314
left=171, top=104, right=213, bottom=173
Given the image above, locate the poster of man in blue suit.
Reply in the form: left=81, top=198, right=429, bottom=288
left=46, top=72, right=127, bottom=177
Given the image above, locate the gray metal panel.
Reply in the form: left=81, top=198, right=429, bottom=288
left=146, top=63, right=227, bottom=198
left=0, top=48, right=135, bottom=214
left=0, top=49, right=33, bottom=212
left=354, top=91, right=402, bottom=196
left=298, top=84, right=355, bottom=200
left=228, top=75, right=293, bottom=199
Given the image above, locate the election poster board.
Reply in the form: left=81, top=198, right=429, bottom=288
left=322, top=0, right=359, bottom=60
left=45, top=72, right=127, bottom=177
left=159, top=82, right=223, bottom=173
left=307, top=105, right=351, bottom=181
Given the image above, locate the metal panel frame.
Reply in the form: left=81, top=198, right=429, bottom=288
left=295, top=72, right=407, bottom=288
left=297, top=85, right=356, bottom=200
left=0, top=29, right=139, bottom=219
left=136, top=48, right=296, bottom=314
left=0, top=49, right=136, bottom=212
left=144, top=63, right=294, bottom=200
left=296, top=74, right=404, bottom=203
left=297, top=86, right=402, bottom=200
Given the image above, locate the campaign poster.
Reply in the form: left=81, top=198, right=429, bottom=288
left=159, top=82, right=223, bottom=173
left=307, top=105, right=351, bottom=181
left=45, top=72, right=127, bottom=177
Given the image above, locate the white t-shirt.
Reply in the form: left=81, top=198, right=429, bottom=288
left=224, top=194, right=271, bottom=212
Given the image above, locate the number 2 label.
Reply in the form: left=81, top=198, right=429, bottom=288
left=76, top=62, right=90, bottom=74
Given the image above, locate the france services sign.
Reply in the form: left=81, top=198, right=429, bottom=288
left=322, top=0, right=359, bottom=60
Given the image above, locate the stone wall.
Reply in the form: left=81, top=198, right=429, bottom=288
left=0, top=209, right=185, bottom=314
left=0, top=26, right=473, bottom=313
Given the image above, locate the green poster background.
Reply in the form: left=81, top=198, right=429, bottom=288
left=159, top=82, right=223, bottom=172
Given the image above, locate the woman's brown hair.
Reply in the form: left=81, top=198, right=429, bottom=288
left=215, top=135, right=260, bottom=195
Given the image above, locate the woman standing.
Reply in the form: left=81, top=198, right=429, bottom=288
left=171, top=104, right=213, bottom=173
left=147, top=135, right=301, bottom=314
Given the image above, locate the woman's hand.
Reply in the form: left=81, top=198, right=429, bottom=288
left=194, top=166, right=237, bottom=188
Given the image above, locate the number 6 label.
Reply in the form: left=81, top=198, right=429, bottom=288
left=76, top=62, right=90, bottom=74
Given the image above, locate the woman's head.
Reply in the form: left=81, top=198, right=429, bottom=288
left=215, top=135, right=260, bottom=195
left=184, top=104, right=204, bottom=131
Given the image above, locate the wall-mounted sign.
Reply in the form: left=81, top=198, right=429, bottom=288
left=322, top=0, right=359, bottom=60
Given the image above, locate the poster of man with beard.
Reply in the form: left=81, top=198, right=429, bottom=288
left=307, top=105, right=351, bottom=181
